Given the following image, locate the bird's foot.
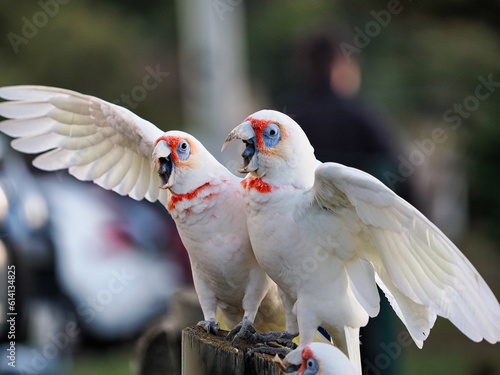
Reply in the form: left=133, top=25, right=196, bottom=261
left=245, top=342, right=292, bottom=360
left=227, top=316, right=256, bottom=344
left=252, top=331, right=298, bottom=349
left=197, top=319, right=220, bottom=335
left=272, top=350, right=302, bottom=373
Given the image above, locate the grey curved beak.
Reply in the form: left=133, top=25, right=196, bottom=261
left=221, top=121, right=255, bottom=151
left=222, top=121, right=259, bottom=173
left=152, top=140, right=174, bottom=189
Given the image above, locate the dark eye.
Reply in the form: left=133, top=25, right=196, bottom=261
left=176, top=140, right=191, bottom=161
left=265, top=123, right=279, bottom=137
left=305, top=357, right=318, bottom=373
left=263, top=123, right=281, bottom=148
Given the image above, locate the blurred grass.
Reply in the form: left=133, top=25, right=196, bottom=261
left=68, top=346, right=134, bottom=375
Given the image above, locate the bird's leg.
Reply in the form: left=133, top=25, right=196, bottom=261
left=227, top=316, right=256, bottom=344
left=197, top=318, right=220, bottom=335
left=252, top=288, right=299, bottom=349
left=193, top=276, right=220, bottom=335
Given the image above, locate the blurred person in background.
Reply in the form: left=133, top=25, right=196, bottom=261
left=282, top=31, right=410, bottom=196
left=280, top=30, right=418, bottom=375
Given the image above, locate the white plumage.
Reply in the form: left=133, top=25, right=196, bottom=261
left=224, top=109, right=500, bottom=374
left=0, top=85, right=166, bottom=203
left=0, top=86, right=285, bottom=336
left=298, top=343, right=358, bottom=375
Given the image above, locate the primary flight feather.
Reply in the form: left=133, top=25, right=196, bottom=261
left=223, top=109, right=500, bottom=374
left=0, top=85, right=285, bottom=337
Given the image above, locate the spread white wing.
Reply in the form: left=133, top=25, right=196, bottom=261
left=312, top=162, right=500, bottom=348
left=0, top=85, right=169, bottom=206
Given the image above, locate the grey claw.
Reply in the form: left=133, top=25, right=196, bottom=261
left=252, top=331, right=298, bottom=349
left=197, top=319, right=220, bottom=335
left=227, top=316, right=256, bottom=344
left=245, top=343, right=292, bottom=360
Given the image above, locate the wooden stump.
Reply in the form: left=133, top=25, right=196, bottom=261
left=136, top=289, right=287, bottom=374
left=136, top=288, right=204, bottom=375
left=182, top=325, right=285, bottom=375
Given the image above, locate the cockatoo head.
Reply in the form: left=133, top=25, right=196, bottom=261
left=298, top=343, right=357, bottom=375
left=152, top=131, right=222, bottom=194
left=223, top=110, right=317, bottom=186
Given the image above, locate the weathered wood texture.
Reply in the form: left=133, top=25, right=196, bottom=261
left=182, top=326, right=285, bottom=375
left=136, top=289, right=204, bottom=375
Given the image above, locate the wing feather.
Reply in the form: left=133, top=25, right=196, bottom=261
left=0, top=117, right=56, bottom=137
left=312, top=162, right=500, bottom=346
left=115, top=153, right=143, bottom=198
left=132, top=157, right=151, bottom=199
left=0, top=85, right=167, bottom=206
left=0, top=101, right=54, bottom=117
left=345, top=257, right=380, bottom=318
left=94, top=148, right=135, bottom=190
left=33, top=148, right=75, bottom=170
left=12, top=132, right=66, bottom=153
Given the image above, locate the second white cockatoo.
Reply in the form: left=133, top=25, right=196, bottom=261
left=298, top=343, right=358, bottom=375
left=0, top=86, right=285, bottom=338
left=223, top=109, right=500, bottom=373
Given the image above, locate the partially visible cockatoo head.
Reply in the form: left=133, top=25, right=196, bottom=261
left=152, top=131, right=224, bottom=195
left=223, top=110, right=318, bottom=187
left=298, top=343, right=358, bottom=375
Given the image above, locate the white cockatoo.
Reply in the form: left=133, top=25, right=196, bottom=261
left=223, top=109, right=500, bottom=373
left=298, top=343, right=358, bottom=375
left=0, top=86, right=285, bottom=337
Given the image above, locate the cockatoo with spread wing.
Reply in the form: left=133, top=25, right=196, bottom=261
left=298, top=343, right=358, bottom=375
left=223, top=109, right=500, bottom=373
left=0, top=85, right=286, bottom=337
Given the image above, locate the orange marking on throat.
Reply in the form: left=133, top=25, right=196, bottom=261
left=168, top=182, right=211, bottom=211
left=241, top=177, right=274, bottom=193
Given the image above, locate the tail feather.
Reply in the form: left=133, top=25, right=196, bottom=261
left=344, top=326, right=362, bottom=375
left=327, top=326, right=362, bottom=375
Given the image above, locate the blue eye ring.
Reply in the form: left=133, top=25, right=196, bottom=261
left=264, top=123, right=280, bottom=137
left=304, top=357, right=318, bottom=374
left=262, top=123, right=281, bottom=148
left=176, top=139, right=191, bottom=161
